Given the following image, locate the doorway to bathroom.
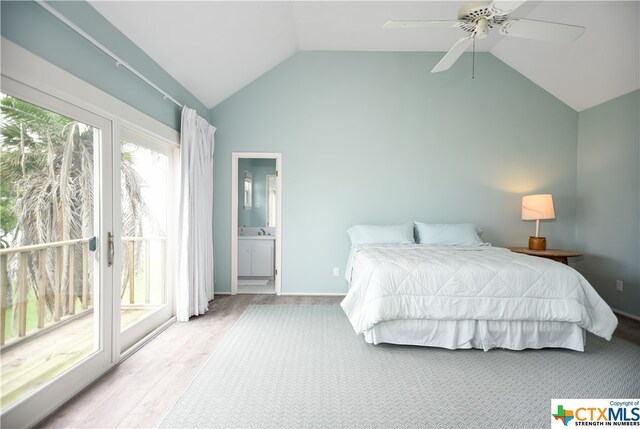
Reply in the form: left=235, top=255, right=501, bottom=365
left=231, top=153, right=282, bottom=295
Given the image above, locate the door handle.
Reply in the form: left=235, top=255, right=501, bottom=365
left=107, top=232, right=114, bottom=267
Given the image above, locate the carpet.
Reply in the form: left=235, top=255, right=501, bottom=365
left=160, top=305, right=640, bottom=429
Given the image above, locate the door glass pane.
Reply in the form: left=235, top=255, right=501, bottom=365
left=120, top=139, right=167, bottom=332
left=0, top=94, right=100, bottom=408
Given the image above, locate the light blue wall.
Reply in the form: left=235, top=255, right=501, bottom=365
left=7, top=0, right=631, bottom=305
left=211, top=51, right=579, bottom=294
left=575, top=90, right=640, bottom=318
left=238, top=158, right=276, bottom=227
left=1, top=1, right=208, bottom=130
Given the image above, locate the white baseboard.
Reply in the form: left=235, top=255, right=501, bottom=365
left=215, top=291, right=345, bottom=297
left=613, top=308, right=640, bottom=322
left=279, top=292, right=346, bottom=297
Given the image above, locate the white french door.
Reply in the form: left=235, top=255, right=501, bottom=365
left=1, top=78, right=115, bottom=428
left=0, top=78, right=177, bottom=427
left=117, top=126, right=176, bottom=352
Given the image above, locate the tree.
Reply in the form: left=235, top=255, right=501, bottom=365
left=0, top=95, right=148, bottom=321
left=0, top=182, right=18, bottom=248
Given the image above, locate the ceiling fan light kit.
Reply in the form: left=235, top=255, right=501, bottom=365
left=383, top=0, right=585, bottom=74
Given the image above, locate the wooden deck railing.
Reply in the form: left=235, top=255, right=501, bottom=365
left=121, top=236, right=166, bottom=305
left=0, top=236, right=165, bottom=347
left=0, top=238, right=92, bottom=346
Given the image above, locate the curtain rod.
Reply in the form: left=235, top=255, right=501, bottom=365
left=36, top=0, right=184, bottom=109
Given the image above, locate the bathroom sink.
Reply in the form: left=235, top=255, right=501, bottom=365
left=238, top=235, right=274, bottom=240
left=238, top=227, right=275, bottom=238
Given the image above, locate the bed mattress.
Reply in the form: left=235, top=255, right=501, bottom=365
left=342, top=244, right=617, bottom=351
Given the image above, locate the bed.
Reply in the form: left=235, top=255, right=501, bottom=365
left=341, top=243, right=618, bottom=351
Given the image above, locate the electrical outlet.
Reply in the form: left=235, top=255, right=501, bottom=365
left=332, top=267, right=340, bottom=277
left=616, top=280, right=623, bottom=292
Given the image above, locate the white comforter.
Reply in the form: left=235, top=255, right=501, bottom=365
left=341, top=245, right=618, bottom=340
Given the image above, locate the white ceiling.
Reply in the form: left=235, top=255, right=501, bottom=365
left=491, top=1, right=640, bottom=111
left=90, top=1, right=640, bottom=111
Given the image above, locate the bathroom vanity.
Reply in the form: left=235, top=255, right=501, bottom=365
left=238, top=236, right=275, bottom=277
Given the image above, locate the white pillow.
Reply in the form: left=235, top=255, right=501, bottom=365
left=414, top=222, right=488, bottom=246
left=347, top=223, right=415, bottom=246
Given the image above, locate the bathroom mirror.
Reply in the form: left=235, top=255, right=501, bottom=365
left=238, top=158, right=276, bottom=227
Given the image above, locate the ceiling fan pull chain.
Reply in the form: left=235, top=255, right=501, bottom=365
left=472, top=37, right=476, bottom=80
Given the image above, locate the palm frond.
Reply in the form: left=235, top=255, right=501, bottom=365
left=1, top=97, right=70, bottom=133
left=3, top=95, right=156, bottom=316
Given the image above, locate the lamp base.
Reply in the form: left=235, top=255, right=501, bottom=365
left=528, top=236, right=547, bottom=251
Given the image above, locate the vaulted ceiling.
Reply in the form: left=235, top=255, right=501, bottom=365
left=90, top=1, right=639, bottom=112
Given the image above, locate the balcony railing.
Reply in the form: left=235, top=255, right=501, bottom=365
left=0, top=236, right=165, bottom=348
left=0, top=238, right=92, bottom=346
left=121, top=236, right=166, bottom=306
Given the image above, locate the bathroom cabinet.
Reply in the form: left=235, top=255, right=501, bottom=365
left=238, top=238, right=274, bottom=277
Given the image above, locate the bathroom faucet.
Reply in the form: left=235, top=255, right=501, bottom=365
left=260, top=228, right=266, bottom=235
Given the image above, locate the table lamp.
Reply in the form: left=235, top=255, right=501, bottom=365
left=522, top=194, right=555, bottom=250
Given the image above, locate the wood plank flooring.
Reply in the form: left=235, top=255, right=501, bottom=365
left=34, top=295, right=640, bottom=428
left=37, top=295, right=342, bottom=428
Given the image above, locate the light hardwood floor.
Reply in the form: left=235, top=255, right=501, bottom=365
left=37, top=295, right=342, bottom=428
left=37, top=295, right=640, bottom=428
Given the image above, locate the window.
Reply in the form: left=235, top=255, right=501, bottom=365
left=243, top=171, right=252, bottom=209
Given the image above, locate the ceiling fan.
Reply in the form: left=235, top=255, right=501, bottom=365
left=384, top=0, right=585, bottom=73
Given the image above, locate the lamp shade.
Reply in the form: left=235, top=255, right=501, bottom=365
left=522, top=194, right=555, bottom=220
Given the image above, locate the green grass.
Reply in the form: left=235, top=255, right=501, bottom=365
left=121, top=254, right=166, bottom=306
left=3, top=280, right=164, bottom=343
left=3, top=288, right=86, bottom=342
left=3, top=247, right=166, bottom=343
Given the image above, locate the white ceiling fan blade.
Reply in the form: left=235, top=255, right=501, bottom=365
left=500, top=18, right=585, bottom=43
left=490, top=0, right=527, bottom=14
left=383, top=20, right=463, bottom=29
left=431, top=35, right=474, bottom=73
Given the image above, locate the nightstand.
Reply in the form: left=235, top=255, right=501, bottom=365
left=507, top=247, right=583, bottom=265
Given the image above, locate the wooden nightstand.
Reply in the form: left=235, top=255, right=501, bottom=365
left=507, top=247, right=583, bottom=265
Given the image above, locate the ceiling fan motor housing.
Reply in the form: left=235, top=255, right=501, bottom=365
left=457, top=1, right=510, bottom=35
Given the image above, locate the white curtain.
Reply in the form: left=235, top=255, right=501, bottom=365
left=177, top=106, right=216, bottom=321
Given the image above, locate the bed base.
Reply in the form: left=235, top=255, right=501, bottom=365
left=363, top=319, right=586, bottom=351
